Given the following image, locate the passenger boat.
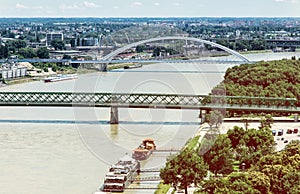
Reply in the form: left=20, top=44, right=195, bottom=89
left=100, top=154, right=140, bottom=192
left=43, top=74, right=78, bottom=83
left=132, top=138, right=156, bottom=160
left=123, top=64, right=143, bottom=69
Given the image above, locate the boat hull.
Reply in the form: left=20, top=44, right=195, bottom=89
left=44, top=74, right=78, bottom=83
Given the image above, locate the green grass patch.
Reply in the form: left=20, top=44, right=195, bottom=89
left=155, top=181, right=171, bottom=194
left=185, top=135, right=200, bottom=150
left=233, top=160, right=240, bottom=172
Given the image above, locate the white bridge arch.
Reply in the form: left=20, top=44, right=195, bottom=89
left=102, top=36, right=250, bottom=62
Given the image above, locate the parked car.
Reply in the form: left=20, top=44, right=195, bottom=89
left=284, top=140, right=288, bottom=143
left=293, top=128, right=298, bottom=133
left=287, top=129, right=293, bottom=134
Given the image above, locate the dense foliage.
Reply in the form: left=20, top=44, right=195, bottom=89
left=160, top=149, right=208, bottom=194
left=197, top=129, right=299, bottom=194
left=203, top=58, right=300, bottom=116
left=222, top=58, right=300, bottom=103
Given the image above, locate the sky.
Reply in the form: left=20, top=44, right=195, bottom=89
left=0, top=0, right=299, bottom=18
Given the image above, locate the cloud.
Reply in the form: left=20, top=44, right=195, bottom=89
left=16, top=3, right=28, bottom=9
left=83, top=1, right=101, bottom=8
left=131, top=2, right=143, bottom=7
left=59, top=4, right=80, bottom=10
left=32, top=6, right=44, bottom=10
left=275, top=0, right=298, bottom=3
left=113, top=6, right=120, bottom=9
left=154, top=2, right=160, bottom=6
left=173, top=2, right=181, bottom=6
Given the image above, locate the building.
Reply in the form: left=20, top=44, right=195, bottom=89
left=0, top=62, right=27, bottom=80
left=46, top=33, right=64, bottom=46
left=76, top=37, right=99, bottom=46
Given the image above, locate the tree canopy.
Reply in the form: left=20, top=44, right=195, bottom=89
left=198, top=140, right=300, bottom=194
left=160, top=148, right=208, bottom=194
left=223, top=59, right=300, bottom=105
left=205, top=59, right=300, bottom=116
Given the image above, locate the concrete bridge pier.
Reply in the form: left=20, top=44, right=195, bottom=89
left=99, top=63, right=107, bottom=72
left=199, top=109, right=207, bottom=124
left=110, top=106, right=119, bottom=124
left=294, top=113, right=298, bottom=122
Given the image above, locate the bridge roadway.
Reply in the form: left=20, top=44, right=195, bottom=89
left=0, top=92, right=298, bottom=124
left=0, top=58, right=253, bottom=64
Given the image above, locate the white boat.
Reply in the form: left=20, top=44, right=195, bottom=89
left=44, top=74, right=78, bottom=83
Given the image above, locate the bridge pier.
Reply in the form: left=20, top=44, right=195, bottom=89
left=110, top=106, right=119, bottom=124
left=294, top=113, right=298, bottom=122
left=99, top=63, right=107, bottom=72
left=199, top=109, right=207, bottom=124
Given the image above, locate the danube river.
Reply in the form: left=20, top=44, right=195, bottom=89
left=0, top=52, right=299, bottom=194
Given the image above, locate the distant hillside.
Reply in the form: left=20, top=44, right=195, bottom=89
left=211, top=58, right=300, bottom=106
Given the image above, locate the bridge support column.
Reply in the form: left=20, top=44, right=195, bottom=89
left=99, top=63, right=107, bottom=72
left=199, top=109, right=206, bottom=124
left=110, top=106, right=119, bottom=124
left=294, top=113, right=298, bottom=122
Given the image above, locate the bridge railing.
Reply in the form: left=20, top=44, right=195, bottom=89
left=0, top=92, right=297, bottom=111
left=0, top=92, right=206, bottom=107
left=202, top=95, right=297, bottom=109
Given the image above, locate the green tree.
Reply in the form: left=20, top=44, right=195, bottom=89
left=136, top=45, right=145, bottom=53
left=160, top=149, right=208, bottom=194
left=203, top=134, right=234, bottom=176
left=200, top=172, right=262, bottom=194
left=51, top=39, right=65, bottom=50
left=261, top=165, right=289, bottom=194
left=259, top=114, right=273, bottom=129
left=200, top=178, right=228, bottom=194
left=246, top=171, right=271, bottom=194
left=0, top=44, right=9, bottom=59
left=18, top=47, right=36, bottom=58
left=62, top=54, right=71, bottom=59
left=12, top=40, right=27, bottom=51
left=152, top=47, right=161, bottom=57
left=283, top=171, right=300, bottom=193
left=227, top=126, right=246, bottom=149
left=36, top=47, right=49, bottom=59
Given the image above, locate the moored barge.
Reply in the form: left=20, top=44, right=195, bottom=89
left=132, top=138, right=156, bottom=160
left=43, top=74, right=78, bottom=82
left=100, top=154, right=140, bottom=192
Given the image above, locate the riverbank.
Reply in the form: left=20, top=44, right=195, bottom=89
left=2, top=68, right=97, bottom=86
left=161, top=122, right=210, bottom=194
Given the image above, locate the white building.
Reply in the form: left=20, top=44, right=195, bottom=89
left=0, top=62, right=27, bottom=80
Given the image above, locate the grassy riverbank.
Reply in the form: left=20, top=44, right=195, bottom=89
left=155, top=182, right=171, bottom=194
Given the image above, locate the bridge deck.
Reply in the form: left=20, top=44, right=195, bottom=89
left=0, top=92, right=298, bottom=113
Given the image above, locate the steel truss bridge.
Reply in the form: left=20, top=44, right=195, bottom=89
left=0, top=92, right=298, bottom=124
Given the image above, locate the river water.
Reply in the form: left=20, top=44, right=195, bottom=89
left=0, top=52, right=299, bottom=194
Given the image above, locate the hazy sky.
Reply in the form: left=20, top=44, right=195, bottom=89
left=0, top=0, right=299, bottom=17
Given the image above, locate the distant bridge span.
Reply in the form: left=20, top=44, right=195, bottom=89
left=102, top=36, right=251, bottom=63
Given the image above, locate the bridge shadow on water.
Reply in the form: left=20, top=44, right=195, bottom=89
left=0, top=119, right=200, bottom=126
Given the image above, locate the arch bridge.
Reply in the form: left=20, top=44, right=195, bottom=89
left=99, top=36, right=251, bottom=71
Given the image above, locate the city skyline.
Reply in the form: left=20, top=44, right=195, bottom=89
left=0, top=0, right=299, bottom=18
